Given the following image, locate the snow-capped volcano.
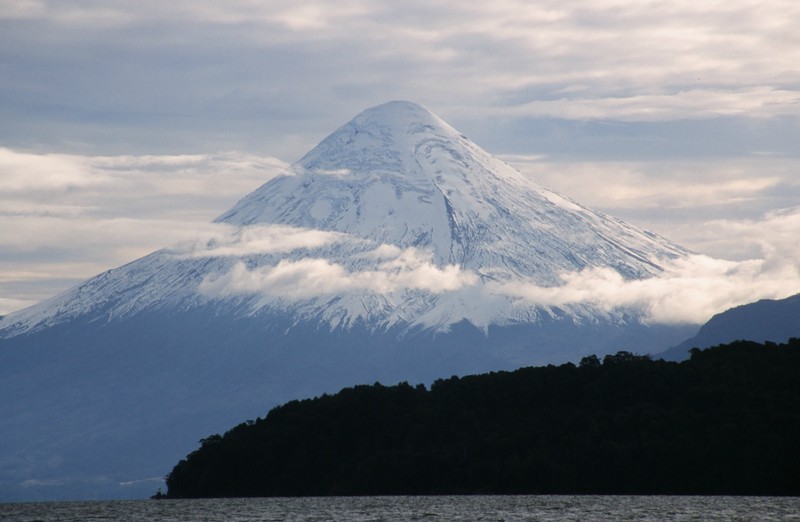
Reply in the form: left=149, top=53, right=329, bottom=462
left=0, top=101, right=697, bottom=501
left=219, top=100, right=685, bottom=279
left=1, top=101, right=687, bottom=337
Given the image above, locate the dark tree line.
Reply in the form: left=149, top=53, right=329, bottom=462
left=164, top=339, right=800, bottom=497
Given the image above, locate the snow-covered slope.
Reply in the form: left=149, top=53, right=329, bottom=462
left=0, top=101, right=688, bottom=338
left=0, top=101, right=698, bottom=501
left=220, top=101, right=684, bottom=279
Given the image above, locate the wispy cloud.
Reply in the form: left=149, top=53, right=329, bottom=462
left=491, top=205, right=800, bottom=324
left=493, top=252, right=799, bottom=325
left=492, top=88, right=800, bottom=122
left=507, top=156, right=800, bottom=261
left=0, top=149, right=284, bottom=315
left=2, top=1, right=798, bottom=160
left=178, top=224, right=351, bottom=258
left=190, top=206, right=800, bottom=326
left=0, top=147, right=105, bottom=192
left=199, top=246, right=478, bottom=300
left=192, top=219, right=800, bottom=326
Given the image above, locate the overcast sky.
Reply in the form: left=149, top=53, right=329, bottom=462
left=1, top=0, right=799, bottom=318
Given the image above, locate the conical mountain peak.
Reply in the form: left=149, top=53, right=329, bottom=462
left=295, top=100, right=465, bottom=176
left=349, top=100, right=444, bottom=128
left=328, top=100, right=455, bottom=139
left=216, top=101, right=688, bottom=285
left=5, top=101, right=690, bottom=338
left=215, top=101, right=531, bottom=262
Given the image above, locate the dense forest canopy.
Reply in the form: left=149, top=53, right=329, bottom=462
left=165, top=339, right=800, bottom=497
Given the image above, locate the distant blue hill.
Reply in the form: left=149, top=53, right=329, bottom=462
left=660, top=293, right=800, bottom=360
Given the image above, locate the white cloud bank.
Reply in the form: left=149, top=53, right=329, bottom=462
left=189, top=210, right=800, bottom=326
left=197, top=244, right=800, bottom=326
left=178, top=224, right=350, bottom=258
left=493, top=204, right=800, bottom=325
left=494, top=253, right=799, bottom=325
left=198, top=246, right=478, bottom=300
left=0, top=149, right=285, bottom=315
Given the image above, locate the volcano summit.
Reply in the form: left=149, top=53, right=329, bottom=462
left=0, top=101, right=696, bottom=500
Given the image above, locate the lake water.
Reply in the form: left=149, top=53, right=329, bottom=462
left=1, top=495, right=798, bottom=521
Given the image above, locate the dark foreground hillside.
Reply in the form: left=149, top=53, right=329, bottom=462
left=165, top=340, right=800, bottom=497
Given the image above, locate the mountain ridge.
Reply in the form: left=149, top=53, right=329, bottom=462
left=660, top=293, right=800, bottom=360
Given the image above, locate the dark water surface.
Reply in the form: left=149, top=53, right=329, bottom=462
left=1, top=495, right=798, bottom=521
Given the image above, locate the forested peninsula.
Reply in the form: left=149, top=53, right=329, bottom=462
left=164, top=339, right=800, bottom=497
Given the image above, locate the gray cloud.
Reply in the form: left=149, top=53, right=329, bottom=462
left=0, top=149, right=284, bottom=314
left=179, top=224, right=352, bottom=259
left=506, top=155, right=800, bottom=260
left=2, top=1, right=798, bottom=159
